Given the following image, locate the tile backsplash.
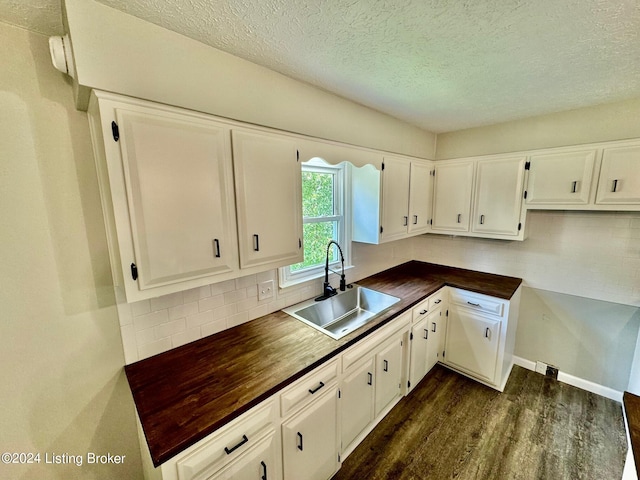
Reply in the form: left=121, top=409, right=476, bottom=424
left=118, top=270, right=316, bottom=364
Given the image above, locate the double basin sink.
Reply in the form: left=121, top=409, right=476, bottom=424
left=283, top=285, right=401, bottom=340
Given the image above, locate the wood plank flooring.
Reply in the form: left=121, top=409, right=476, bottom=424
left=334, top=365, right=627, bottom=480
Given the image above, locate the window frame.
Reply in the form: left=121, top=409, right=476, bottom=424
left=279, top=158, right=351, bottom=288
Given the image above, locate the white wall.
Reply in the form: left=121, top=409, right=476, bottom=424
left=436, top=97, right=640, bottom=159
left=63, top=0, right=436, bottom=160
left=0, top=21, right=142, bottom=479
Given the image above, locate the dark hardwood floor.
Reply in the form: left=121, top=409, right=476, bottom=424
left=334, top=365, right=627, bottom=480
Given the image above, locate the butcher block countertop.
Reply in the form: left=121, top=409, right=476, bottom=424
left=125, top=261, right=522, bottom=466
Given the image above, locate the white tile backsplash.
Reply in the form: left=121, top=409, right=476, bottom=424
left=413, top=210, right=640, bottom=307
left=119, top=269, right=329, bottom=363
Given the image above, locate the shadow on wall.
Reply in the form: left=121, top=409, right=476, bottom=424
left=515, top=286, right=640, bottom=392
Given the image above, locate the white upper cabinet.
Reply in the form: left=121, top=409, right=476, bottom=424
left=231, top=129, right=303, bottom=269
left=472, top=156, right=526, bottom=237
left=596, top=144, right=640, bottom=205
left=432, top=160, right=475, bottom=233
left=381, top=156, right=411, bottom=241
left=352, top=155, right=433, bottom=244
left=525, top=149, right=596, bottom=206
left=88, top=91, right=239, bottom=302
left=408, top=161, right=435, bottom=235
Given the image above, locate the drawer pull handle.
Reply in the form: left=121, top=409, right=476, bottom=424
left=367, top=372, right=373, bottom=386
left=571, top=181, right=578, bottom=193
left=457, top=213, right=462, bottom=223
left=432, top=322, right=437, bottom=333
left=297, top=432, right=303, bottom=451
left=480, top=214, right=485, bottom=225
left=467, top=301, right=481, bottom=307
left=253, top=234, right=260, bottom=251
left=485, top=327, right=491, bottom=339
left=434, top=299, right=442, bottom=304
left=420, top=309, right=428, bottom=315
left=213, top=238, right=221, bottom=258
left=613, top=179, right=619, bottom=192
left=423, top=329, right=428, bottom=340
left=261, top=461, right=268, bottom=480
left=403, top=216, right=408, bottom=226
left=224, top=434, right=248, bottom=455
left=413, top=215, right=418, bottom=225
left=308, top=381, right=325, bottom=394
left=383, top=359, right=389, bottom=372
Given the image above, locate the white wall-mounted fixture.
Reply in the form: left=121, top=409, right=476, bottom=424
left=48, top=34, right=75, bottom=78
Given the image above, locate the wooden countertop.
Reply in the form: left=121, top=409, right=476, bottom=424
left=624, top=391, right=640, bottom=474
left=125, top=261, right=522, bottom=466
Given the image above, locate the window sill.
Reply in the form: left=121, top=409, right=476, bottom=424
left=278, top=264, right=354, bottom=290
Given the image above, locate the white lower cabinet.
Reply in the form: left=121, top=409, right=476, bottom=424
left=408, top=290, right=446, bottom=393
left=374, top=337, right=404, bottom=416
left=339, top=313, right=410, bottom=458
left=281, top=387, right=338, bottom=480
left=443, top=288, right=520, bottom=391
left=340, top=357, right=375, bottom=451
left=158, top=399, right=281, bottom=480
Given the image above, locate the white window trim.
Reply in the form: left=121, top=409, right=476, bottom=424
left=279, top=159, right=352, bottom=289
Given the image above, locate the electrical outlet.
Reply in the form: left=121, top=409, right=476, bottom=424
left=258, top=280, right=274, bottom=301
left=535, top=361, right=548, bottom=375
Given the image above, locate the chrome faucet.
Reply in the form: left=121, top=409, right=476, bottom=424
left=315, top=240, right=348, bottom=301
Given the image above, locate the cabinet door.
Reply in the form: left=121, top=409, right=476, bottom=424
left=426, top=309, right=443, bottom=372
left=408, top=315, right=430, bottom=391
left=114, top=106, right=238, bottom=295
left=432, top=161, right=474, bottom=232
left=526, top=150, right=596, bottom=205
left=374, top=337, right=403, bottom=416
left=472, top=157, right=526, bottom=236
left=596, top=145, right=640, bottom=204
left=445, top=306, right=501, bottom=383
left=408, top=161, right=434, bottom=235
left=212, top=431, right=280, bottom=480
left=381, top=156, right=411, bottom=241
left=232, top=129, right=303, bottom=269
left=340, top=358, right=375, bottom=451
left=282, top=388, right=338, bottom=480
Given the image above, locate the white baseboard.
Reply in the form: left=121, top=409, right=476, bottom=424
left=512, top=356, right=623, bottom=402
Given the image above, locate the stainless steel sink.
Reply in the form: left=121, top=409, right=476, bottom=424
left=283, top=285, right=401, bottom=340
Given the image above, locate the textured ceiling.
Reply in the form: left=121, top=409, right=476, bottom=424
left=2, top=0, right=640, bottom=132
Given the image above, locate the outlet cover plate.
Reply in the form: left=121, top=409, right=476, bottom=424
left=258, top=280, right=274, bottom=301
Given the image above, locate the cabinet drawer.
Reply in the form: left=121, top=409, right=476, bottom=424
left=280, top=360, right=338, bottom=417
left=449, top=289, right=505, bottom=317
left=175, top=399, right=275, bottom=480
left=429, top=290, right=446, bottom=311
left=411, top=299, right=430, bottom=323
left=341, top=312, right=410, bottom=371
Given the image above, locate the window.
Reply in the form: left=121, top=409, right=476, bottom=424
left=279, top=158, right=350, bottom=286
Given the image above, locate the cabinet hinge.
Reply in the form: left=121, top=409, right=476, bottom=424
left=525, top=161, right=531, bottom=170
left=299, top=238, right=302, bottom=248
left=296, top=150, right=300, bottom=162
left=410, top=332, right=414, bottom=341
left=518, top=222, right=522, bottom=231
left=130, top=263, right=138, bottom=281
left=446, top=309, right=449, bottom=316
left=380, top=226, right=383, bottom=234
left=338, top=454, right=341, bottom=463
left=381, top=162, right=385, bottom=171
left=429, top=218, right=433, bottom=225
left=407, top=380, right=411, bottom=389
left=524, top=190, right=528, bottom=199
left=443, top=350, right=446, bottom=358
left=111, top=121, right=119, bottom=142
left=432, top=169, right=436, bottom=177
left=338, top=389, right=341, bottom=399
